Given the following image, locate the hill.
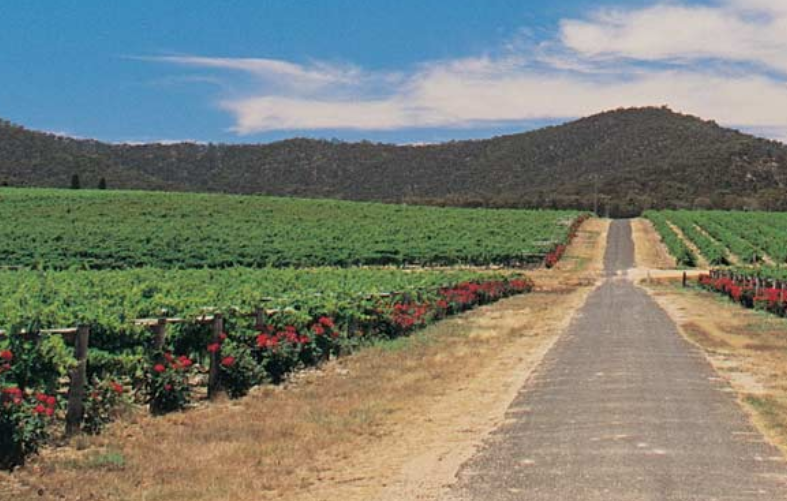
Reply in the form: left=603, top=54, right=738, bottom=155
left=1, top=107, right=786, bottom=216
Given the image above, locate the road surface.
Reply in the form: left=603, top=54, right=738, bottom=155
left=450, top=220, right=787, bottom=500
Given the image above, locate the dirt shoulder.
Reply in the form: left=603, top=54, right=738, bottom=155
left=631, top=217, right=675, bottom=269
left=2, top=219, right=609, bottom=501
left=629, top=217, right=707, bottom=283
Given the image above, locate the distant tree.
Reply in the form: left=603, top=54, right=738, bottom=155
left=757, top=188, right=787, bottom=211
left=692, top=197, right=713, bottom=210
left=98, top=177, right=107, bottom=190
left=70, top=174, right=81, bottom=190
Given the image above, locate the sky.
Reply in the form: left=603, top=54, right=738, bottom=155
left=1, top=0, right=787, bottom=145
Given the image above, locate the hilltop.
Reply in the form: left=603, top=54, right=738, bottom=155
left=1, top=107, right=786, bottom=216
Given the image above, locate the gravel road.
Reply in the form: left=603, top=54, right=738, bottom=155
left=449, top=220, right=787, bottom=500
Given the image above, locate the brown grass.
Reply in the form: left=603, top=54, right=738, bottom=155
left=645, top=282, right=787, bottom=454
left=631, top=218, right=676, bottom=269
left=1, top=221, right=609, bottom=501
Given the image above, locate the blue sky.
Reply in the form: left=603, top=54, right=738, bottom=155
left=1, top=0, right=786, bottom=144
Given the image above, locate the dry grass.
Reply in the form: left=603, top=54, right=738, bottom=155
left=631, top=218, right=676, bottom=269
left=2, top=221, right=609, bottom=501
left=646, top=282, right=787, bottom=452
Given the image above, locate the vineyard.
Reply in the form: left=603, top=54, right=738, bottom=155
left=644, top=210, right=787, bottom=267
left=644, top=209, right=787, bottom=322
left=0, top=189, right=588, bottom=468
left=0, top=188, right=582, bottom=269
left=0, top=266, right=534, bottom=467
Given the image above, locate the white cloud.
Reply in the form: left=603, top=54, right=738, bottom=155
left=559, top=1, right=787, bottom=74
left=221, top=69, right=787, bottom=133
left=143, top=55, right=366, bottom=94
left=148, top=0, right=787, bottom=142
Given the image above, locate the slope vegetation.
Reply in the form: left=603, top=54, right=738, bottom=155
left=2, top=107, right=786, bottom=215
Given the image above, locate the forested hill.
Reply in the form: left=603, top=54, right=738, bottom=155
left=2, top=107, right=786, bottom=216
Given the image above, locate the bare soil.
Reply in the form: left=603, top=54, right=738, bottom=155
left=631, top=217, right=675, bottom=269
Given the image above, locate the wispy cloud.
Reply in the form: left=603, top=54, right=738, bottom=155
left=144, top=0, right=787, bottom=141
left=559, top=0, right=787, bottom=74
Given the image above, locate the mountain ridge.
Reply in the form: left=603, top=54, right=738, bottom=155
left=2, top=107, right=786, bottom=216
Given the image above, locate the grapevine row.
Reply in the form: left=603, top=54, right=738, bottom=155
left=698, top=267, right=787, bottom=318
left=0, top=188, right=585, bottom=269
left=645, top=210, right=787, bottom=266
left=0, top=270, right=532, bottom=468
left=643, top=211, right=696, bottom=267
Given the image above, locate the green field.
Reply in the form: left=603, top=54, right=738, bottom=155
left=644, top=210, right=787, bottom=267
left=0, top=188, right=582, bottom=269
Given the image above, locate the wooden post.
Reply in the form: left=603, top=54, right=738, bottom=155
left=682, top=271, right=688, bottom=288
left=152, top=318, right=167, bottom=351
left=65, top=325, right=90, bottom=437
left=254, top=307, right=267, bottom=330
left=208, top=314, right=224, bottom=400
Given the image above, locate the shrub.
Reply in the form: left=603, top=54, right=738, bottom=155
left=83, top=377, right=129, bottom=435
left=218, top=340, right=263, bottom=399
left=147, top=353, right=193, bottom=415
left=0, top=386, right=58, bottom=469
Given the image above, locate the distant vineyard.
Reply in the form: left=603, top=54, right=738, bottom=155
left=0, top=189, right=584, bottom=269
left=644, top=210, right=787, bottom=267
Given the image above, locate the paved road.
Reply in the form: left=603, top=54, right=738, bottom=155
left=450, top=220, right=787, bottom=500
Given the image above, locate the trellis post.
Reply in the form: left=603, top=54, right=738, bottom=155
left=152, top=318, right=167, bottom=350
left=254, top=307, right=267, bottom=330
left=65, top=325, right=90, bottom=437
left=208, top=314, right=224, bottom=399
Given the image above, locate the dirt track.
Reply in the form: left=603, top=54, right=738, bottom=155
left=449, top=220, right=787, bottom=500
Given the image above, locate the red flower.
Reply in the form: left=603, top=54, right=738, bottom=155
left=33, top=404, right=47, bottom=415
left=221, top=356, right=235, bottom=367
left=0, top=350, right=12, bottom=362
left=2, top=387, right=23, bottom=405
left=256, top=333, right=279, bottom=349
left=177, top=355, right=193, bottom=369
left=207, top=342, right=221, bottom=353
left=45, top=407, right=55, bottom=417
left=164, top=352, right=174, bottom=363
left=219, top=332, right=228, bottom=341
left=36, top=393, right=48, bottom=403
left=319, top=316, right=335, bottom=328
left=110, top=382, right=124, bottom=395
left=153, top=364, right=166, bottom=373
left=46, top=395, right=57, bottom=407
left=311, top=324, right=326, bottom=336
left=164, top=384, right=173, bottom=391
